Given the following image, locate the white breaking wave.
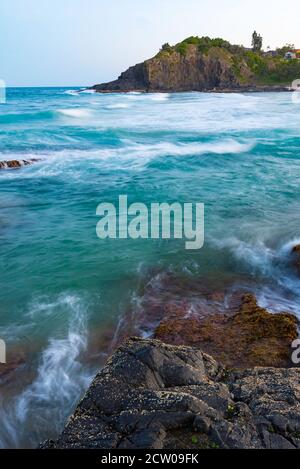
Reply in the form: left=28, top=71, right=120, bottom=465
left=211, top=235, right=300, bottom=316
left=279, top=238, right=300, bottom=258
left=63, top=90, right=79, bottom=96
left=106, top=103, right=130, bottom=109
left=214, top=236, right=276, bottom=277
left=0, top=138, right=255, bottom=180
left=149, top=93, right=170, bottom=101
left=126, top=92, right=170, bottom=102
left=0, top=293, right=94, bottom=448
left=117, top=139, right=254, bottom=157
left=58, top=108, right=92, bottom=118
left=79, top=89, right=96, bottom=94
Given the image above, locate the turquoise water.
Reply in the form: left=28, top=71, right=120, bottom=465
left=0, top=87, right=300, bottom=447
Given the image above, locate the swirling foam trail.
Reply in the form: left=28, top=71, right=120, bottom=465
left=211, top=235, right=300, bottom=316
left=0, top=294, right=93, bottom=449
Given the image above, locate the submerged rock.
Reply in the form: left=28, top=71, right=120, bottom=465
left=155, top=293, right=298, bottom=368
left=0, top=355, right=25, bottom=380
left=41, top=337, right=300, bottom=449
left=0, top=159, right=39, bottom=170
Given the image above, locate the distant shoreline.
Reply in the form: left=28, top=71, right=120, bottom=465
left=91, top=85, right=292, bottom=94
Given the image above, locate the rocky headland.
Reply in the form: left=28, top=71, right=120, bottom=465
left=91, top=36, right=300, bottom=93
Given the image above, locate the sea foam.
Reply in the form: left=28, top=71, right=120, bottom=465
left=58, top=108, right=92, bottom=118
left=0, top=293, right=93, bottom=449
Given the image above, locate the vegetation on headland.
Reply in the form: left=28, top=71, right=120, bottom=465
left=93, top=30, right=300, bottom=92
left=157, top=32, right=300, bottom=86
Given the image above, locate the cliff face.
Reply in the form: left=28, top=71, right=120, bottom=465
left=92, top=41, right=295, bottom=93
left=145, top=46, right=238, bottom=91
left=95, top=62, right=149, bottom=92
left=42, top=338, right=300, bottom=450
left=93, top=46, right=241, bottom=92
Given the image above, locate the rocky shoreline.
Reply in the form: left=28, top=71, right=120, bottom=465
left=41, top=246, right=300, bottom=449
left=42, top=337, right=300, bottom=449
left=92, top=85, right=292, bottom=94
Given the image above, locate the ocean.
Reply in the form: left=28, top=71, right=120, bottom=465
left=0, top=87, right=300, bottom=447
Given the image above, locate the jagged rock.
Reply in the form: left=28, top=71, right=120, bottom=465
left=0, top=159, right=39, bottom=170
left=41, top=338, right=300, bottom=449
left=154, top=294, right=298, bottom=368
left=94, top=63, right=149, bottom=93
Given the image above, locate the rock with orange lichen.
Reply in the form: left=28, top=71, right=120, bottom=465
left=154, top=293, right=298, bottom=369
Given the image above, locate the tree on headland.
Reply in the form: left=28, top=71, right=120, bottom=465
left=276, top=43, right=295, bottom=56
left=160, top=43, right=172, bottom=53
left=252, top=31, right=263, bottom=52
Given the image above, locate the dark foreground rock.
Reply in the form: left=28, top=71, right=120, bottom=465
left=155, top=293, right=298, bottom=368
left=42, top=337, right=300, bottom=449
left=0, top=159, right=39, bottom=170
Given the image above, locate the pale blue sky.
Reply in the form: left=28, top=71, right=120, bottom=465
left=1, top=0, right=299, bottom=87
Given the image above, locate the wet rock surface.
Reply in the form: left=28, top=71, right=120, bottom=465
left=155, top=293, right=298, bottom=368
left=42, top=337, right=300, bottom=449
left=0, top=159, right=39, bottom=169
left=110, top=271, right=298, bottom=368
left=110, top=271, right=248, bottom=348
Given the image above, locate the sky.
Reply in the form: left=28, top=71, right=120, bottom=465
left=1, top=0, right=299, bottom=87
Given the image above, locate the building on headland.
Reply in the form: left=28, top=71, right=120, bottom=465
left=263, top=50, right=278, bottom=57
left=285, top=51, right=297, bottom=60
